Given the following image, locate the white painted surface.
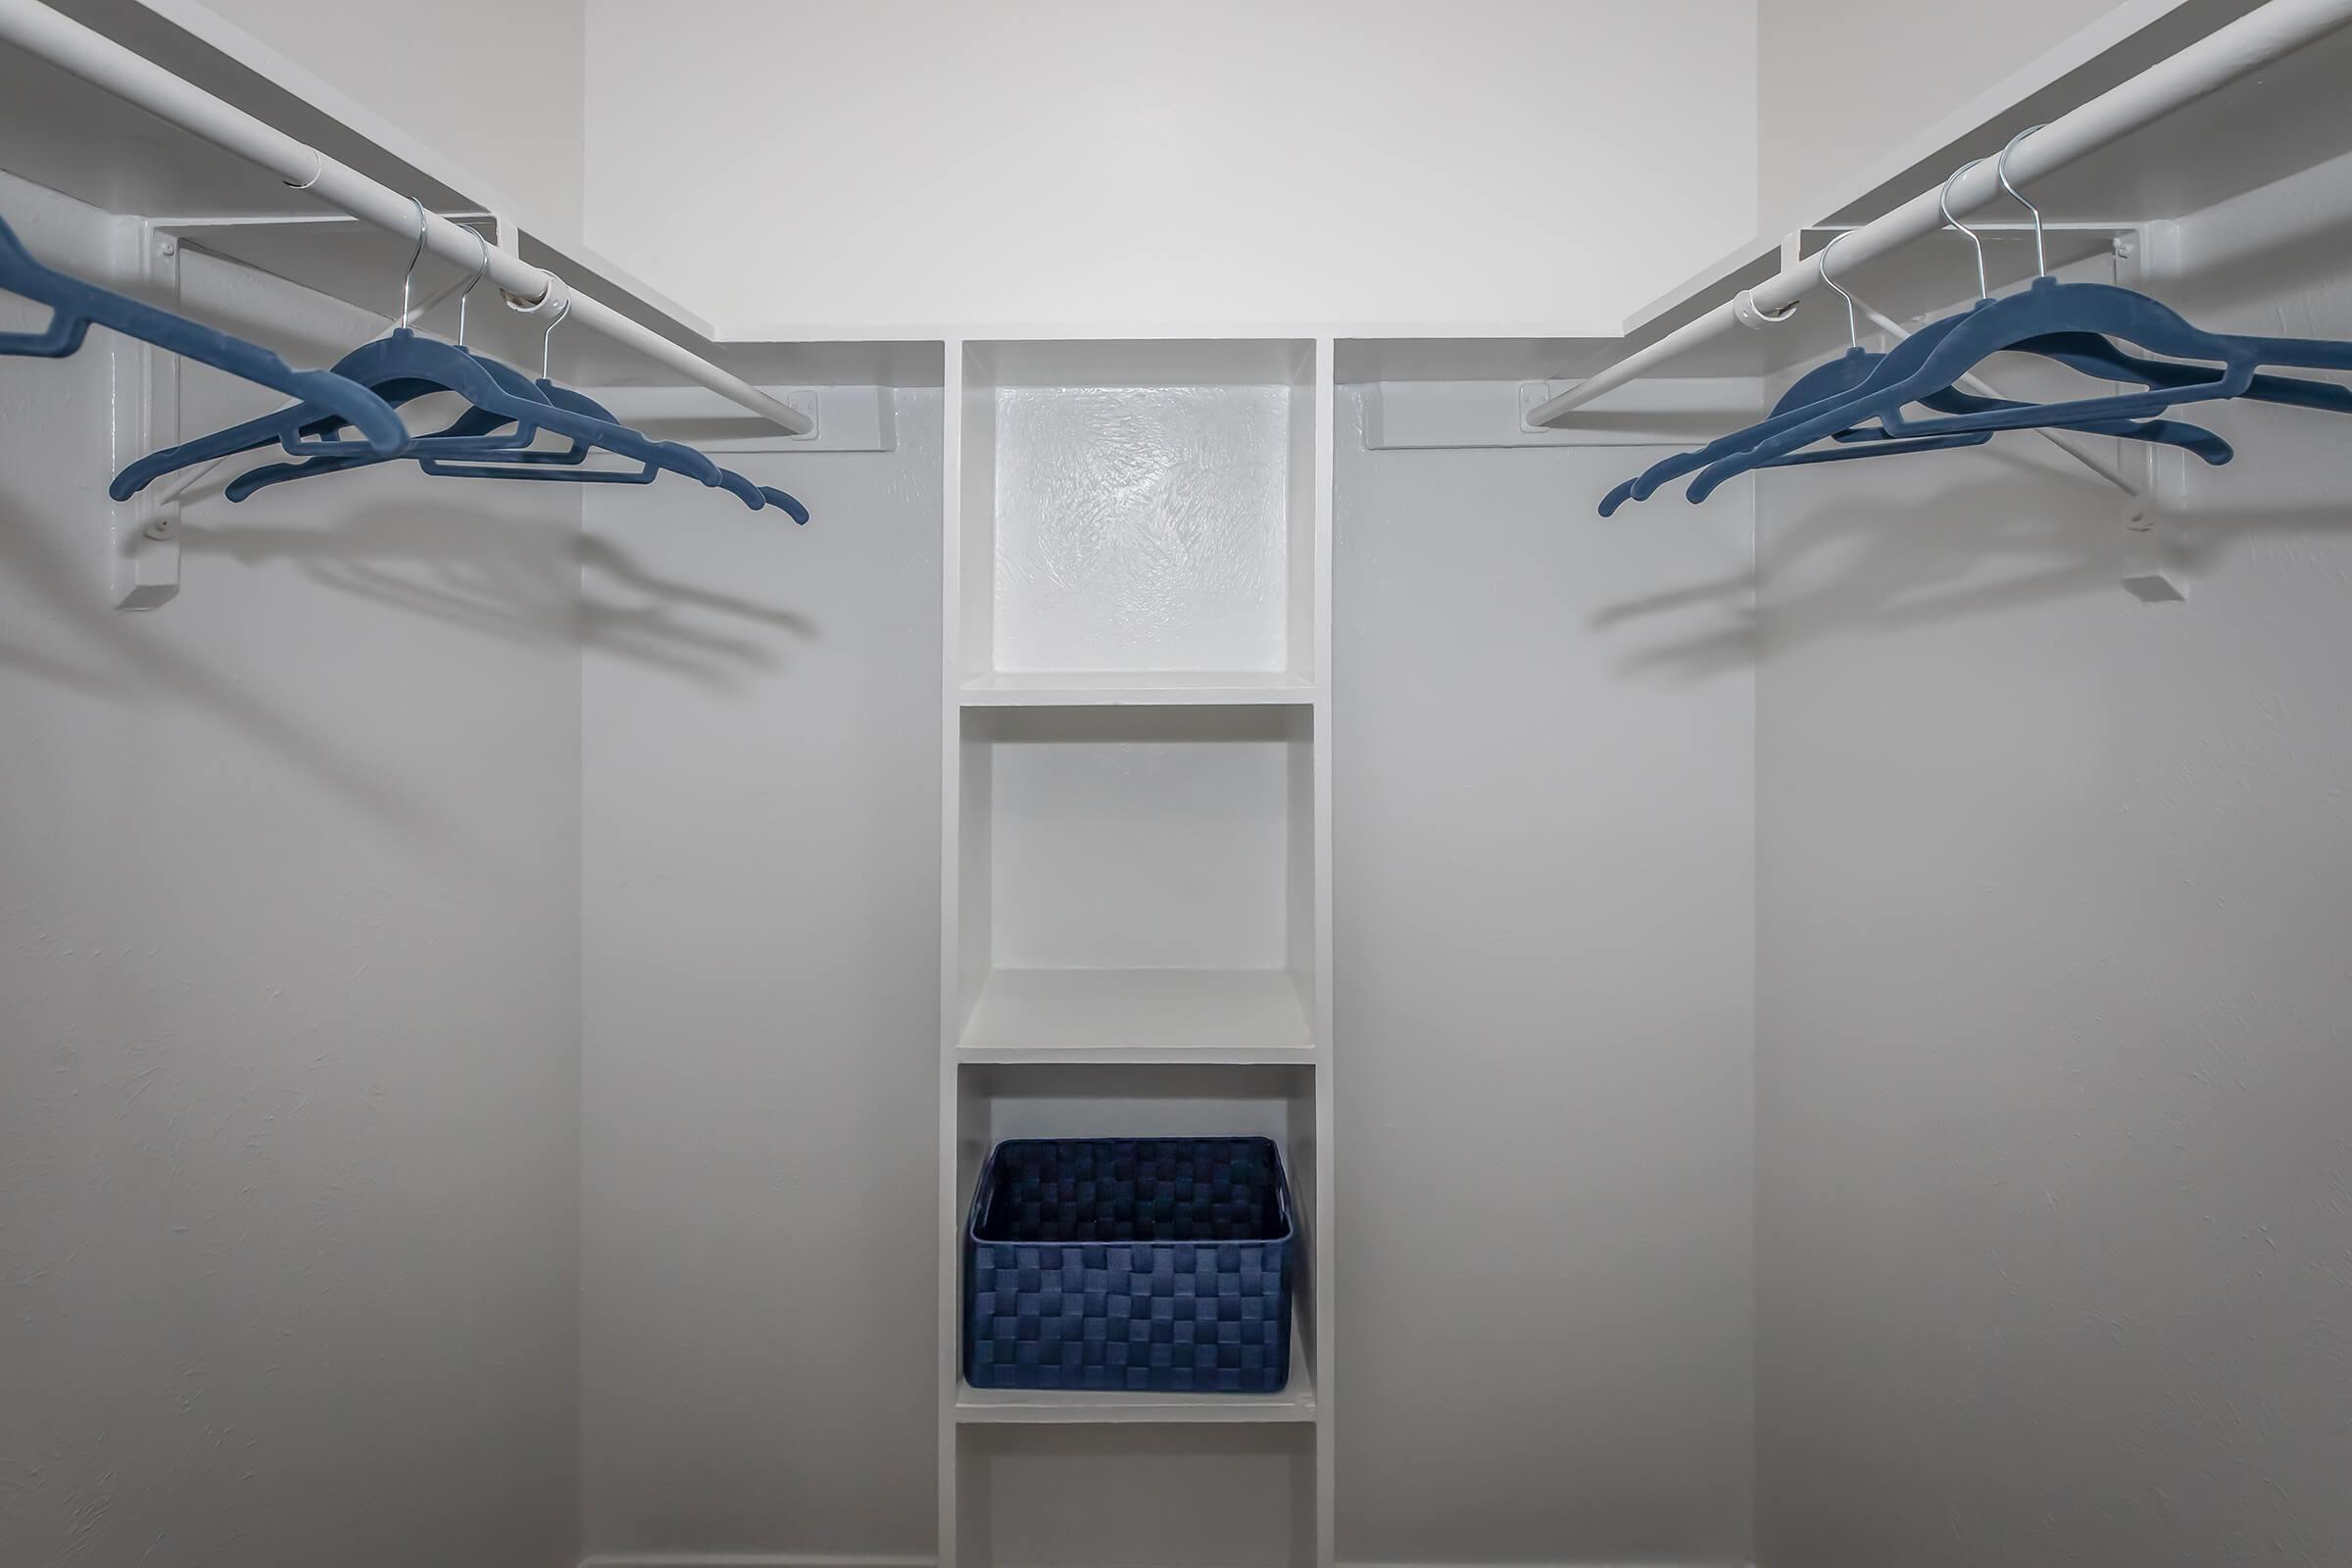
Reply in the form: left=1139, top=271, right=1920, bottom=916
left=957, top=967, right=1316, bottom=1059
left=578, top=395, right=944, bottom=1557
left=1756, top=0, right=2133, bottom=224
left=579, top=0, right=1758, bottom=335
left=983, top=708, right=1300, bottom=970
left=0, top=172, right=580, bottom=1567
left=970, top=1427, right=1307, bottom=1564
left=1753, top=150, right=2352, bottom=1567
left=1331, top=390, right=1756, bottom=1564
left=196, top=0, right=588, bottom=230
left=992, top=387, right=1295, bottom=675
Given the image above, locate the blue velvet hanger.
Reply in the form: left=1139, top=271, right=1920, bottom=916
left=118, top=346, right=562, bottom=501
left=1848, top=125, right=2352, bottom=426
left=420, top=390, right=809, bottom=521
left=226, top=368, right=809, bottom=521
left=1598, top=219, right=2244, bottom=516
left=0, top=209, right=406, bottom=458
left=1681, top=278, right=2336, bottom=503
left=112, top=211, right=719, bottom=498
left=1680, top=145, right=2352, bottom=502
left=393, top=304, right=807, bottom=519
left=430, top=381, right=810, bottom=518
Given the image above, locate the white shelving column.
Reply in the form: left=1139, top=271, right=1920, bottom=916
left=939, top=338, right=1337, bottom=1568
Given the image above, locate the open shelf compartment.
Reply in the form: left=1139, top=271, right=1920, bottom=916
left=952, top=1062, right=1320, bottom=1423
left=955, top=705, right=1317, bottom=1061
left=954, top=1425, right=1316, bottom=1568
left=958, top=339, right=1319, bottom=696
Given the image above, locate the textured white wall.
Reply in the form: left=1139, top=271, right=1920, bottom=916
left=1333, top=396, right=1756, bottom=1564
left=197, top=0, right=588, bottom=229
left=579, top=0, right=1759, bottom=334
left=1755, top=0, right=2131, bottom=224
left=1753, top=150, right=2352, bottom=1567
left=0, top=172, right=581, bottom=1567
left=578, top=405, right=944, bottom=1556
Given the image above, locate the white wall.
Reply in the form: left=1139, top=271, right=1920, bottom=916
left=198, top=0, right=588, bottom=230
left=1333, top=398, right=1756, bottom=1564
left=580, top=0, right=1759, bottom=334
left=1755, top=0, right=2128, bottom=225
left=0, top=172, right=581, bottom=1567
left=578, top=406, right=945, bottom=1556
left=1752, top=152, right=2352, bottom=1567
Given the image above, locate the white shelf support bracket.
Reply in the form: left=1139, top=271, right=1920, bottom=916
left=2113, top=222, right=2188, bottom=602
left=109, top=219, right=180, bottom=610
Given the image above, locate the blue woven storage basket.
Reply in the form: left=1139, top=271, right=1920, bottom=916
left=963, top=1136, right=1297, bottom=1395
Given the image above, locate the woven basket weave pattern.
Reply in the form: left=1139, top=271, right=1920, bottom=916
left=964, top=1137, right=1296, bottom=1395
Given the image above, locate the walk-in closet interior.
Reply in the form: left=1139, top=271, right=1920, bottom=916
left=4, top=2, right=2350, bottom=1566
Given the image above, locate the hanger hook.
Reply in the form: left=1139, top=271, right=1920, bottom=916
left=540, top=282, right=572, bottom=382
left=1939, top=159, right=1989, bottom=301
left=1818, top=230, right=1860, bottom=350
left=1997, top=124, right=2049, bottom=279
left=398, top=196, right=428, bottom=330
left=455, top=225, right=493, bottom=348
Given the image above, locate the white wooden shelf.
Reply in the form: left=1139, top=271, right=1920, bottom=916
left=956, top=1335, right=1317, bottom=1425
left=956, top=968, right=1317, bottom=1061
left=960, top=672, right=1316, bottom=708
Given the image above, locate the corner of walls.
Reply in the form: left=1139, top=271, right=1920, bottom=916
left=1750, top=142, right=2352, bottom=1568
left=1751, top=0, right=2135, bottom=229
left=0, top=168, right=587, bottom=1568
left=196, top=0, right=590, bottom=233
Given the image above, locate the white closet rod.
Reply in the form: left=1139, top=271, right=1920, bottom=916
left=1527, top=0, right=2352, bottom=426
left=0, top=0, right=812, bottom=437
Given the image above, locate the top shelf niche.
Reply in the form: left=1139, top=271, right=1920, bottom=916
left=958, top=339, right=1319, bottom=702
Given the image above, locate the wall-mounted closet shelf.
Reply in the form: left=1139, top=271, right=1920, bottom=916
left=0, top=0, right=828, bottom=426
left=942, top=336, right=1337, bottom=1565
left=1529, top=0, right=2352, bottom=418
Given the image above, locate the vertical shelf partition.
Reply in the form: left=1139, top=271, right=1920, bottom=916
left=941, top=339, right=1337, bottom=1568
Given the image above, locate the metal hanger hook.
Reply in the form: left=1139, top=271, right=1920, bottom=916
left=1997, top=124, right=2049, bottom=278
left=398, top=196, right=428, bottom=330
left=455, top=225, right=493, bottom=348
left=1819, top=230, right=1860, bottom=350
left=1940, top=159, right=1990, bottom=301
left=540, top=283, right=572, bottom=382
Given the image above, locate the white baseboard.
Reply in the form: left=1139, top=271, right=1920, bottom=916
left=580, top=1556, right=937, bottom=1568
left=581, top=1557, right=1750, bottom=1568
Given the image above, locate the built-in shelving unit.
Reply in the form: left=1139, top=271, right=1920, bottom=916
left=941, top=340, right=1337, bottom=1568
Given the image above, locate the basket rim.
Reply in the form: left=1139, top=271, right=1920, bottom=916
left=963, top=1134, right=1298, bottom=1249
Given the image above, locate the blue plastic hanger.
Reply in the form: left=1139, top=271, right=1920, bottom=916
left=400, top=293, right=805, bottom=518
left=416, top=380, right=809, bottom=521
left=226, top=291, right=808, bottom=520
left=1684, top=151, right=2352, bottom=502
left=114, top=208, right=721, bottom=499
left=114, top=227, right=557, bottom=499
left=0, top=208, right=406, bottom=457
left=1599, top=220, right=2233, bottom=515
left=1864, top=127, right=2352, bottom=428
